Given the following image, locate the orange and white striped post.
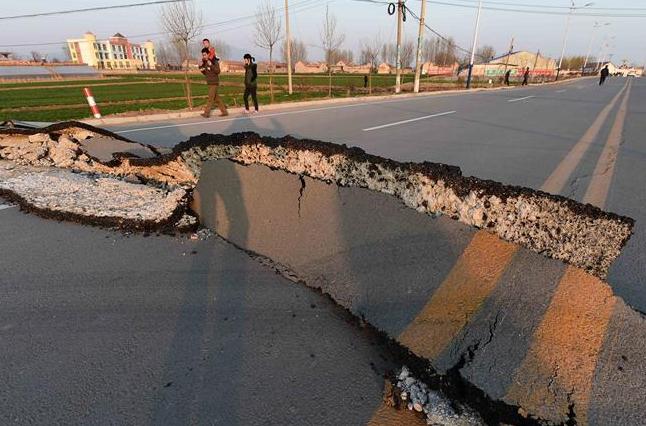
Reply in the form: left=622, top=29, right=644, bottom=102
left=82, top=87, right=101, bottom=119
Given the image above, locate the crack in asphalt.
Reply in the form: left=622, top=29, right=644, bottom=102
left=297, top=175, right=306, bottom=218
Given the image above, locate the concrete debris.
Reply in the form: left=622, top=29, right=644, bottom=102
left=396, top=367, right=483, bottom=426
left=175, top=214, right=198, bottom=231
left=190, top=228, right=213, bottom=241
left=0, top=161, right=185, bottom=226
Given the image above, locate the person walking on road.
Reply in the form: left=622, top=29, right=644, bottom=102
left=522, top=67, right=530, bottom=86
left=243, top=53, right=259, bottom=114
left=199, top=48, right=228, bottom=118
left=504, top=69, right=512, bottom=86
left=599, top=65, right=610, bottom=86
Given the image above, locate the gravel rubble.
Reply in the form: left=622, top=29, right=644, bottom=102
left=396, top=367, right=484, bottom=426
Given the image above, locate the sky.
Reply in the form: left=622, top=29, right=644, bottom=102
left=1, top=0, right=645, bottom=65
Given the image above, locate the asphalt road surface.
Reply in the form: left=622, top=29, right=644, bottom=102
left=0, top=208, right=426, bottom=425
left=3, top=77, right=644, bottom=424
left=112, top=77, right=646, bottom=315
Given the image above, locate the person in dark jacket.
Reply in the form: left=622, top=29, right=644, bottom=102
left=243, top=53, right=259, bottom=114
left=599, top=65, right=610, bottom=85
left=199, top=48, right=227, bottom=118
left=522, top=67, right=530, bottom=86
left=504, top=69, right=512, bottom=86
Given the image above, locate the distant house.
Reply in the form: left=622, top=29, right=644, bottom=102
left=377, top=63, right=393, bottom=74
left=257, top=61, right=288, bottom=73
left=329, top=61, right=346, bottom=73
left=421, top=61, right=458, bottom=76
left=221, top=60, right=245, bottom=73
left=294, top=61, right=327, bottom=74
left=615, top=63, right=643, bottom=77
left=344, top=63, right=371, bottom=74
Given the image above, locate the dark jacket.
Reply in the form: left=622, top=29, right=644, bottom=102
left=244, top=63, right=258, bottom=88
left=601, top=67, right=610, bottom=77
left=200, top=59, right=220, bottom=85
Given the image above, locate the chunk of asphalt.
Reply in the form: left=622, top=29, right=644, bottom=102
left=0, top=125, right=633, bottom=277
left=190, top=160, right=646, bottom=426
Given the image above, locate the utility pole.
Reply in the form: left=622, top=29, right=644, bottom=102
left=502, top=36, right=514, bottom=78
left=583, top=22, right=609, bottom=74
left=466, top=0, right=483, bottom=89
left=395, top=0, right=404, bottom=94
left=556, top=1, right=575, bottom=81
left=284, top=0, right=293, bottom=95
left=413, top=0, right=427, bottom=93
left=557, top=1, right=593, bottom=80
left=533, top=49, right=540, bottom=82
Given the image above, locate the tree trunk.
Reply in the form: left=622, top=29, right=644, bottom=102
left=183, top=44, right=193, bottom=109
left=269, top=47, right=274, bottom=103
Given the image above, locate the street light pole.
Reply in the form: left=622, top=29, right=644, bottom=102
left=413, top=0, right=427, bottom=93
left=583, top=22, right=609, bottom=75
left=556, top=1, right=594, bottom=81
left=284, top=0, right=293, bottom=95
left=556, top=1, right=575, bottom=81
left=466, top=0, right=483, bottom=89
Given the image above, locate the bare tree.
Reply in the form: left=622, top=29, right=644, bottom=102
left=476, top=45, right=496, bottom=63
left=400, top=40, right=415, bottom=68
left=360, top=34, right=381, bottom=93
left=320, top=5, right=345, bottom=97
left=282, top=38, right=308, bottom=67
left=61, top=46, right=72, bottom=62
left=30, top=51, right=43, bottom=62
left=160, top=0, right=203, bottom=109
left=254, top=0, right=282, bottom=103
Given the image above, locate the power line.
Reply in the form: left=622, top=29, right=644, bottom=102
left=422, top=0, right=646, bottom=18
left=427, top=0, right=646, bottom=12
left=0, top=0, right=187, bottom=21
left=0, top=0, right=323, bottom=48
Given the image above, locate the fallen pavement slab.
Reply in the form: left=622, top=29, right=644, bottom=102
left=191, top=160, right=646, bottom=425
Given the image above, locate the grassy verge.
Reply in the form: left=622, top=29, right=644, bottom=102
left=0, top=70, right=534, bottom=122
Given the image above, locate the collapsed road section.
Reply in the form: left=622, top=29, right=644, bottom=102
left=1, top=122, right=644, bottom=425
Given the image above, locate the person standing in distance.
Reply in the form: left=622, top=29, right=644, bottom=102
left=522, top=67, right=530, bottom=86
left=599, top=65, right=610, bottom=86
left=504, top=69, right=512, bottom=86
left=199, top=48, right=228, bottom=118
left=243, top=53, right=259, bottom=114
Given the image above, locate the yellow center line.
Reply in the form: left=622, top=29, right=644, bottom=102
left=370, top=81, right=630, bottom=424
left=505, top=81, right=632, bottom=424
left=583, top=80, right=632, bottom=207
left=541, top=80, right=628, bottom=194
left=398, top=231, right=517, bottom=361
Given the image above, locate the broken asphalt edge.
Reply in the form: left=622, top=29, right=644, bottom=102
left=0, top=122, right=634, bottom=278
left=212, top=232, right=545, bottom=426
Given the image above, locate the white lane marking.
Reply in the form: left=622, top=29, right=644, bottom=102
left=507, top=95, right=536, bottom=103
left=362, top=111, right=457, bottom=132
left=556, top=89, right=567, bottom=93
left=115, top=94, right=464, bottom=134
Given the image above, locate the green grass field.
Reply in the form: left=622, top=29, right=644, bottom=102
left=0, top=71, right=465, bottom=122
